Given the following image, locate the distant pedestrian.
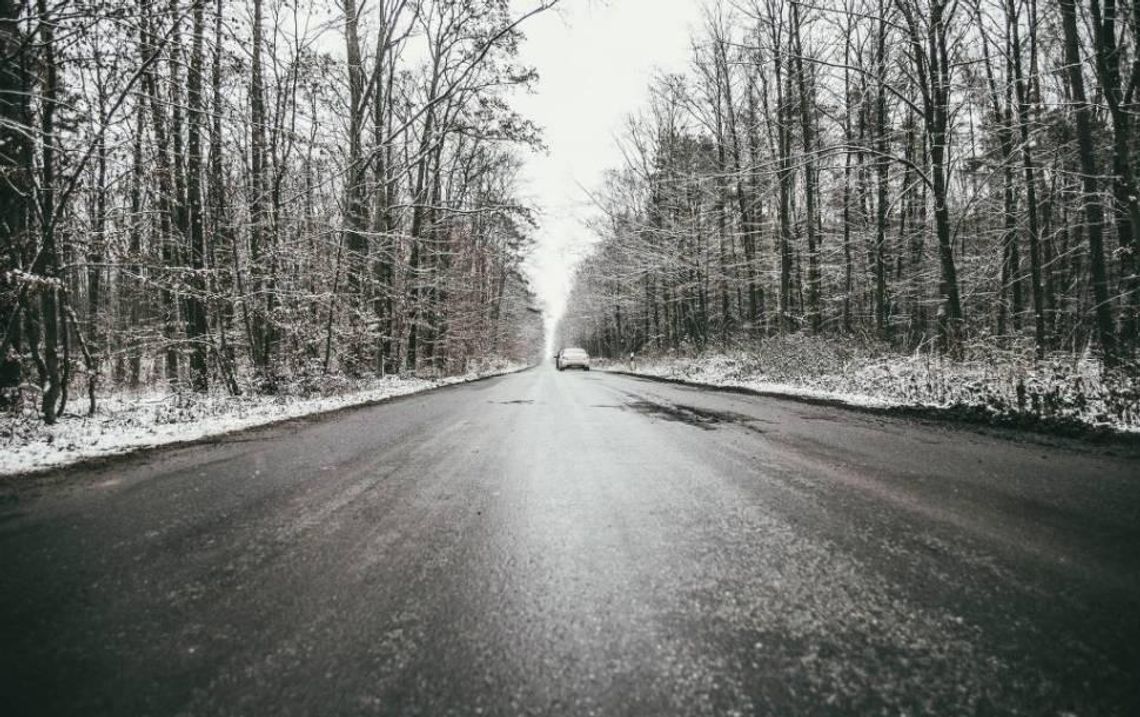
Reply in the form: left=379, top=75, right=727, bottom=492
left=628, top=352, right=636, bottom=371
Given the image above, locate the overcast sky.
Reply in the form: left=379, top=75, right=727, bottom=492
left=513, top=0, right=706, bottom=334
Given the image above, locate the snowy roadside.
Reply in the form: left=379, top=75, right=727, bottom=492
left=0, top=363, right=529, bottom=477
left=602, top=358, right=895, bottom=408
left=598, top=350, right=1140, bottom=436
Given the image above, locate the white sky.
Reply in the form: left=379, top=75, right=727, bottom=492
left=512, top=0, right=706, bottom=335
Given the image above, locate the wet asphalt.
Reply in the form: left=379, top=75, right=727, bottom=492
left=1, top=366, right=1138, bottom=715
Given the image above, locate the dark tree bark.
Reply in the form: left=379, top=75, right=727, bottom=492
left=341, top=0, right=368, bottom=375
left=248, top=0, right=269, bottom=372
left=898, top=0, right=964, bottom=353
left=791, top=2, right=821, bottom=331
left=0, top=0, right=32, bottom=406
left=841, top=19, right=855, bottom=334
left=772, top=40, right=795, bottom=332
left=185, top=0, right=209, bottom=390
left=36, top=0, right=62, bottom=423
left=209, top=0, right=239, bottom=395
left=126, top=103, right=145, bottom=388
left=141, top=0, right=181, bottom=383
left=874, top=3, right=891, bottom=339
left=1059, top=0, right=1118, bottom=363
left=1088, top=0, right=1140, bottom=353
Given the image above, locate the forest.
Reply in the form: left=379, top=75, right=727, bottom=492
left=559, top=0, right=1140, bottom=407
left=1, top=0, right=550, bottom=425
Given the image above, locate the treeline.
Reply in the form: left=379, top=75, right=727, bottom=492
left=560, top=0, right=1139, bottom=369
left=1, top=0, right=552, bottom=424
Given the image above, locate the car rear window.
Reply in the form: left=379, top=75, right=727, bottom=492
left=563, top=349, right=588, bottom=358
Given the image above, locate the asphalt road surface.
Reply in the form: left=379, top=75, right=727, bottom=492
left=2, top=367, right=1138, bottom=715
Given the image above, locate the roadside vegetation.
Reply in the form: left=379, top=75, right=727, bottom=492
left=601, top=336, right=1140, bottom=433
left=559, top=0, right=1140, bottom=433
left=1, top=0, right=552, bottom=430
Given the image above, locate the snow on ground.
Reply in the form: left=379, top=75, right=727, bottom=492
left=0, top=363, right=528, bottom=477
left=600, top=346, right=1140, bottom=435
left=599, top=355, right=901, bottom=410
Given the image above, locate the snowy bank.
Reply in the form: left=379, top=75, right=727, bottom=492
left=600, top=340, right=1140, bottom=436
left=0, top=363, right=528, bottom=477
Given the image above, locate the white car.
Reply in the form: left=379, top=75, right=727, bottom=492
left=556, top=348, right=591, bottom=371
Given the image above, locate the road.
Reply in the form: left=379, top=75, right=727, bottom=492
left=1, top=367, right=1138, bottom=715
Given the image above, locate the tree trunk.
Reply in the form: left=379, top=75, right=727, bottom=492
left=1007, top=0, right=1046, bottom=357
left=874, top=5, right=891, bottom=339
left=791, top=2, right=821, bottom=331
left=249, top=0, right=269, bottom=372
left=0, top=0, right=33, bottom=406
left=36, top=0, right=62, bottom=423
left=1059, top=0, right=1118, bottom=364
left=185, top=0, right=209, bottom=390
left=1088, top=0, right=1140, bottom=354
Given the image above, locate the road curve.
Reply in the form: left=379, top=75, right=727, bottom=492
left=1, top=367, right=1138, bottom=715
